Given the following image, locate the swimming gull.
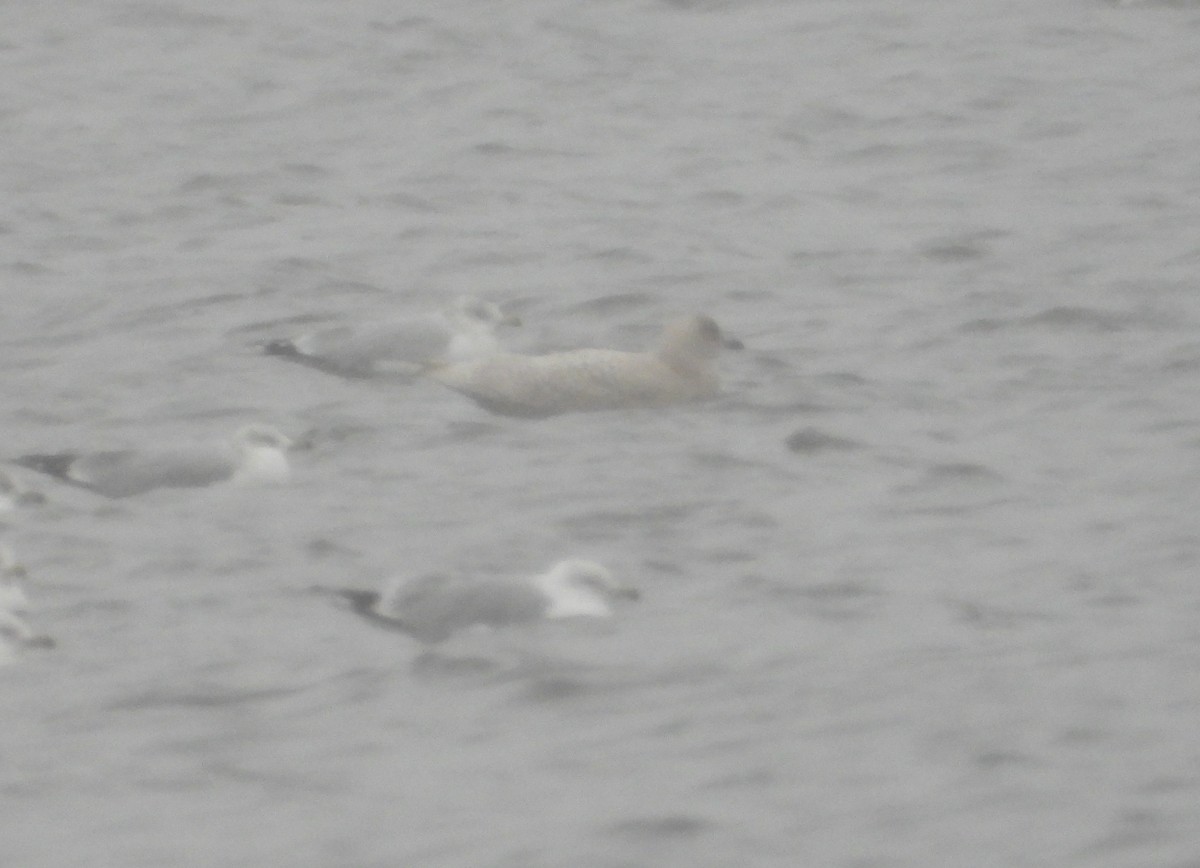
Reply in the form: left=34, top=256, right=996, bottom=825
left=320, top=559, right=639, bottom=645
left=427, top=314, right=743, bottom=417
left=0, top=544, right=54, bottom=663
left=13, top=423, right=293, bottom=498
left=263, top=295, right=521, bottom=379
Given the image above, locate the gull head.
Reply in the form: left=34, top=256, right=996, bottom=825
left=535, top=559, right=639, bottom=618
left=658, top=315, right=742, bottom=370
left=452, top=296, right=522, bottom=328
left=231, top=424, right=293, bottom=485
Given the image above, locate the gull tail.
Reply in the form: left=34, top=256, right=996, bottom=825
left=262, top=341, right=374, bottom=380
left=309, top=585, right=409, bottom=634
left=318, top=586, right=381, bottom=614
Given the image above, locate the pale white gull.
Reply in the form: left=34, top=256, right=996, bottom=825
left=320, top=559, right=638, bottom=645
left=13, top=423, right=293, bottom=498
left=0, top=544, right=54, bottom=664
left=427, top=314, right=743, bottom=418
left=263, top=295, right=521, bottom=379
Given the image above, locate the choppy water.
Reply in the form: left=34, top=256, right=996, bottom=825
left=4, top=0, right=1200, bottom=865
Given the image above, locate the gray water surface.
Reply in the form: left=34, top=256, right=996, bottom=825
left=4, top=1, right=1200, bottom=866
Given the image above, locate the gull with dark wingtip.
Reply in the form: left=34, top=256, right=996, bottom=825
left=318, top=559, right=638, bottom=646
left=263, top=295, right=521, bottom=379
left=14, top=423, right=294, bottom=498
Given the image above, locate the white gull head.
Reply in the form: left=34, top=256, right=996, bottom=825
left=230, top=424, right=293, bottom=486
left=656, top=314, right=740, bottom=371
left=442, top=296, right=523, bottom=364
left=532, top=559, right=638, bottom=618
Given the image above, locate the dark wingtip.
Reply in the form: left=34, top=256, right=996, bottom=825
left=723, top=336, right=745, bottom=351
left=309, top=585, right=416, bottom=635
left=310, top=585, right=382, bottom=617
left=262, top=343, right=374, bottom=379
left=14, top=454, right=77, bottom=480
left=263, top=339, right=301, bottom=359
left=338, top=588, right=383, bottom=617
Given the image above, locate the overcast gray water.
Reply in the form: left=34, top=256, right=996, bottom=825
left=4, top=1, right=1200, bottom=865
